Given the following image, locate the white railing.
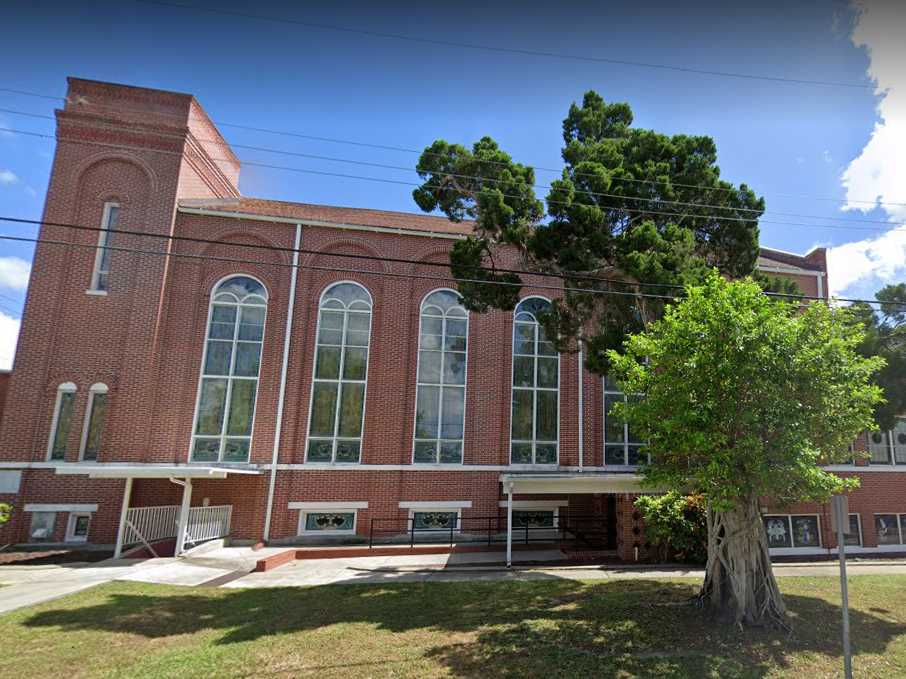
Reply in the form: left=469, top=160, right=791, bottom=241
left=186, top=505, right=233, bottom=545
left=123, top=505, right=179, bottom=546
left=123, top=504, right=232, bottom=548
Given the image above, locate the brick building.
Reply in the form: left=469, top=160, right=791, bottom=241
left=0, top=78, right=903, bottom=562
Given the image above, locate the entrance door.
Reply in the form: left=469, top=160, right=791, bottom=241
left=66, top=513, right=91, bottom=543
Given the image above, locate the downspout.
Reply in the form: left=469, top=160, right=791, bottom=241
left=577, top=333, right=584, bottom=472
left=263, top=222, right=302, bottom=543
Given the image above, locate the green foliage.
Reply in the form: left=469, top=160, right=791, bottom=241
left=0, top=503, right=10, bottom=525
left=851, top=282, right=906, bottom=430
left=635, top=492, right=707, bottom=564
left=608, top=273, right=884, bottom=512
left=414, top=91, right=764, bottom=370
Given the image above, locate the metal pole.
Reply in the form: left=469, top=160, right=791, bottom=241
left=837, top=508, right=853, bottom=679
left=506, top=481, right=513, bottom=568
left=410, top=518, right=415, bottom=548
left=369, top=518, right=374, bottom=549
left=174, top=478, right=193, bottom=556
left=113, top=477, right=133, bottom=559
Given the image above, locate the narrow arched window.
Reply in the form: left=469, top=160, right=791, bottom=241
left=89, top=201, right=119, bottom=292
left=511, top=298, right=559, bottom=464
left=306, top=282, right=372, bottom=463
left=414, top=290, right=468, bottom=464
left=80, top=383, right=108, bottom=461
left=48, top=382, right=77, bottom=461
left=191, top=276, right=268, bottom=462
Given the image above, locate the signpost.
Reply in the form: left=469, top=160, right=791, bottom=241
left=830, top=494, right=853, bottom=679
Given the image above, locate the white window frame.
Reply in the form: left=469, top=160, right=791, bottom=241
left=29, top=511, right=57, bottom=541
left=79, top=382, right=108, bottom=461
left=843, top=513, right=863, bottom=547
left=763, top=513, right=822, bottom=550
left=412, top=288, right=469, bottom=465
left=88, top=201, right=119, bottom=293
left=65, top=512, right=91, bottom=543
left=603, top=375, right=649, bottom=468
left=509, top=296, right=560, bottom=466
left=189, top=275, right=268, bottom=463
left=47, top=382, right=77, bottom=461
left=874, top=513, right=906, bottom=546
left=304, top=281, right=373, bottom=464
left=297, top=509, right=360, bottom=536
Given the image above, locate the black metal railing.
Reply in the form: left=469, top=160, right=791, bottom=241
left=367, top=514, right=613, bottom=549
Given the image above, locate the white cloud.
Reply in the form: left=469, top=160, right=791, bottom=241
left=0, top=169, right=18, bottom=185
left=823, top=150, right=833, bottom=164
left=828, top=1, right=906, bottom=296
left=0, top=257, right=31, bottom=290
left=0, top=310, right=19, bottom=370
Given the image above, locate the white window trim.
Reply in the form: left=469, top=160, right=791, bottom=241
left=603, top=376, right=649, bottom=467
left=79, top=383, right=108, bottom=461
left=399, top=500, right=472, bottom=509
left=764, top=513, right=822, bottom=551
left=412, top=288, right=469, bottom=465
left=844, top=513, right=863, bottom=547
left=189, top=274, right=269, bottom=463
left=88, top=201, right=119, bottom=293
left=47, top=382, right=77, bottom=461
left=304, top=280, right=374, bottom=465
left=25, top=503, right=98, bottom=513
left=509, top=296, right=560, bottom=466
left=497, top=500, right=568, bottom=509
left=406, top=506, right=464, bottom=533
left=297, top=508, right=361, bottom=535
left=289, top=501, right=369, bottom=510
left=65, top=512, right=91, bottom=543
left=873, top=512, right=906, bottom=546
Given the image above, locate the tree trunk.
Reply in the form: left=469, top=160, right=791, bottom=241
left=698, top=495, right=787, bottom=628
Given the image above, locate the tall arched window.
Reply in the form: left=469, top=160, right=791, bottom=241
left=414, top=289, right=468, bottom=464
left=48, top=382, right=77, bottom=461
left=511, top=298, right=559, bottom=464
left=306, top=282, right=372, bottom=463
left=80, top=383, right=109, bottom=462
left=191, top=276, right=268, bottom=462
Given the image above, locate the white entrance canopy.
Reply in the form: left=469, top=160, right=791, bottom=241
left=499, top=472, right=653, bottom=568
left=54, top=464, right=261, bottom=480
left=499, top=471, right=647, bottom=495
left=54, top=464, right=259, bottom=557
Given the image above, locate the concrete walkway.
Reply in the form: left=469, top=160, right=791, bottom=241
left=225, top=554, right=906, bottom=588
left=0, top=558, right=155, bottom=614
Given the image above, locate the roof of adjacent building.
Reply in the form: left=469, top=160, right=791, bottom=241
left=179, top=197, right=827, bottom=272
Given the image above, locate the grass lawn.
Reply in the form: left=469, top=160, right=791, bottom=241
left=1, top=576, right=905, bottom=678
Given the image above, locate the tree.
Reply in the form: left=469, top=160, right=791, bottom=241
left=850, top=282, right=906, bottom=430
left=608, top=273, right=884, bottom=627
left=0, top=503, right=10, bottom=525
left=413, top=91, right=767, bottom=369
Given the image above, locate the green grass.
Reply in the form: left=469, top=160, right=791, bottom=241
left=1, top=576, right=905, bottom=678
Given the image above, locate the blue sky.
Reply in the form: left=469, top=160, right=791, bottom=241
left=0, top=0, right=904, bottom=368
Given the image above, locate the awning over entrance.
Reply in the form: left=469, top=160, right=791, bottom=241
left=499, top=471, right=647, bottom=495
left=53, top=464, right=261, bottom=479
left=54, top=464, right=259, bottom=557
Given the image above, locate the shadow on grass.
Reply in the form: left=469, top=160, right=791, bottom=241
left=20, top=579, right=906, bottom=677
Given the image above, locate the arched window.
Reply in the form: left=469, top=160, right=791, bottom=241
left=414, top=290, right=468, bottom=464
left=306, top=282, right=373, bottom=463
left=80, top=383, right=109, bottom=461
left=48, top=382, right=77, bottom=461
left=510, top=298, right=559, bottom=464
left=191, top=276, right=268, bottom=462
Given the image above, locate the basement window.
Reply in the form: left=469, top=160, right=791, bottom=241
left=29, top=512, right=56, bottom=541
left=875, top=514, right=906, bottom=545
left=763, top=514, right=820, bottom=549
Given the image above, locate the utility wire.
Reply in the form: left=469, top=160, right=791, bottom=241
left=3, top=213, right=901, bottom=310
left=0, top=122, right=897, bottom=234
left=136, top=0, right=873, bottom=89
left=2, top=106, right=900, bottom=226
left=3, top=88, right=903, bottom=208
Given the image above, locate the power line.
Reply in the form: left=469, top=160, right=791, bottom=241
left=136, top=0, right=873, bottom=90
left=2, top=213, right=900, bottom=310
left=3, top=88, right=904, bottom=209
left=3, top=106, right=901, bottom=227
left=0, top=122, right=896, bottom=234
